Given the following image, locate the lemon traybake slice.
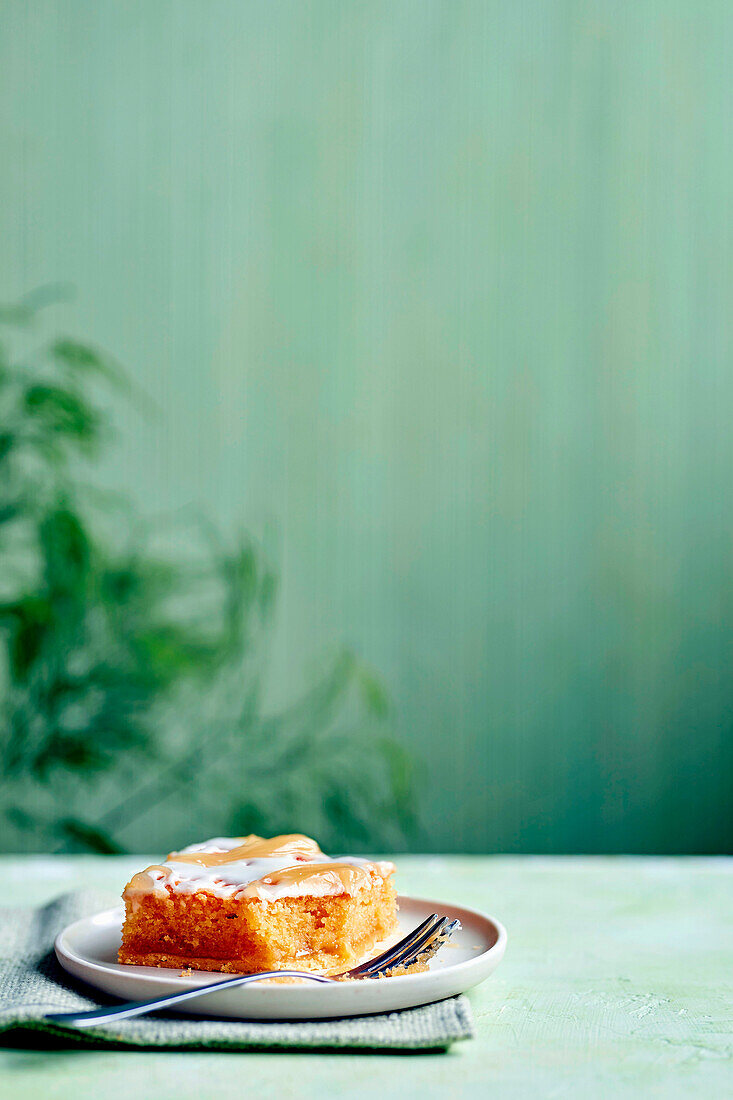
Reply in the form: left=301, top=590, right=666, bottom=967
left=119, top=834, right=398, bottom=974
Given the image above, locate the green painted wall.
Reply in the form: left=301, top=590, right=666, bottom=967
left=1, top=0, right=732, bottom=852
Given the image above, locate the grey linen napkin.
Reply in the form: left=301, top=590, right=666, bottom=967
left=0, top=890, right=474, bottom=1051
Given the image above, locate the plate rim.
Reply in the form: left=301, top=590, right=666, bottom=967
left=55, top=893, right=507, bottom=997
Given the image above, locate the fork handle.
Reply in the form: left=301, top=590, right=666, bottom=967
left=45, top=970, right=334, bottom=1028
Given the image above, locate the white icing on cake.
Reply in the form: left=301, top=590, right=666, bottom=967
left=124, top=835, right=395, bottom=903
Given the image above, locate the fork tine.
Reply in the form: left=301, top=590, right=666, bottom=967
left=350, top=913, right=443, bottom=977
left=366, top=916, right=453, bottom=977
left=394, top=917, right=461, bottom=972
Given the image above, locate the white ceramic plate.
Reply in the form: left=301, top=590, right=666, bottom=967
left=55, top=895, right=506, bottom=1020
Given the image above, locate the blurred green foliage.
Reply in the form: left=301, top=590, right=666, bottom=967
left=0, top=290, right=415, bottom=854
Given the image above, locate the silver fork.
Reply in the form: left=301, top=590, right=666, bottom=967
left=46, top=913, right=460, bottom=1028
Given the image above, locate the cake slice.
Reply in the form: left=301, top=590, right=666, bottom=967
left=119, top=834, right=397, bottom=974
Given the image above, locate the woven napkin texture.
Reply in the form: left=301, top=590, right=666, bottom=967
left=0, top=890, right=474, bottom=1051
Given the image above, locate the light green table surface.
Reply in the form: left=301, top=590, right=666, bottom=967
left=0, top=856, right=730, bottom=1098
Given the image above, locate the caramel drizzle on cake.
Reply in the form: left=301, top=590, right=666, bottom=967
left=167, top=833, right=322, bottom=866
left=124, top=834, right=395, bottom=903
